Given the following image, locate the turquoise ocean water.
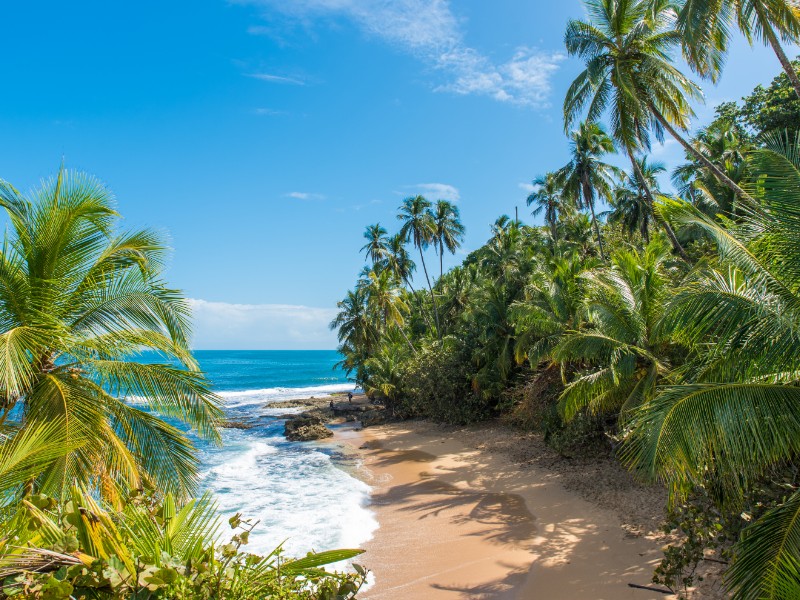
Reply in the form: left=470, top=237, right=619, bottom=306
left=185, top=350, right=376, bottom=556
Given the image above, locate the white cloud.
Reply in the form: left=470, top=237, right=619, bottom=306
left=518, top=182, right=536, bottom=193
left=409, top=182, right=460, bottom=202
left=188, top=299, right=338, bottom=350
left=285, top=191, right=326, bottom=200
left=247, top=72, right=307, bottom=85
left=239, top=0, right=563, bottom=107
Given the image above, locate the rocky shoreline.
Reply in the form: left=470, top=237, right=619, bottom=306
left=270, top=393, right=388, bottom=441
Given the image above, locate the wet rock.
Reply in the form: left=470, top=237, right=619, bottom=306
left=221, top=420, right=255, bottom=430
left=284, top=415, right=334, bottom=441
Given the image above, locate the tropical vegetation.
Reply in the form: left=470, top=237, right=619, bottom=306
left=331, top=1, right=800, bottom=596
left=0, top=173, right=364, bottom=598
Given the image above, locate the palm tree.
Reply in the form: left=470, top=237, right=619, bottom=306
left=527, top=172, right=565, bottom=242
left=610, top=157, right=667, bottom=243
left=564, top=0, right=755, bottom=210
left=360, top=223, right=389, bottom=265
left=432, top=200, right=465, bottom=279
left=511, top=249, right=593, bottom=367
left=385, top=233, right=416, bottom=289
left=397, top=196, right=440, bottom=336
left=0, top=169, right=222, bottom=503
left=553, top=238, right=674, bottom=422
left=677, top=0, right=800, bottom=99
left=364, top=269, right=415, bottom=353
left=623, top=135, right=800, bottom=597
left=558, top=121, right=618, bottom=260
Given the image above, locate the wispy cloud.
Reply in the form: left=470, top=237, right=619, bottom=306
left=407, top=182, right=460, bottom=202
left=253, top=107, right=288, bottom=116
left=285, top=191, right=326, bottom=200
left=239, top=0, right=563, bottom=107
left=189, top=299, right=337, bottom=349
left=247, top=72, right=307, bottom=85
left=518, top=182, right=536, bottom=194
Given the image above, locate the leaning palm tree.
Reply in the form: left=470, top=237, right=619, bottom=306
left=360, top=223, right=389, bottom=265
left=0, top=168, right=222, bottom=503
left=432, top=200, right=465, bottom=279
left=527, top=172, right=565, bottom=242
left=677, top=0, right=800, bottom=99
left=397, top=195, right=440, bottom=336
left=558, top=121, right=618, bottom=260
left=564, top=0, right=755, bottom=212
left=623, top=134, right=800, bottom=597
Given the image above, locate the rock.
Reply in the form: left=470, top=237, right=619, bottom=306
left=359, top=408, right=388, bottom=427
left=221, top=420, right=255, bottom=430
left=284, top=415, right=334, bottom=442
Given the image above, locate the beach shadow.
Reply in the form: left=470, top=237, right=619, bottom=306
left=371, top=477, right=537, bottom=546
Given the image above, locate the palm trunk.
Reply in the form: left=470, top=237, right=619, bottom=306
left=417, top=242, right=441, bottom=338
left=627, top=150, right=689, bottom=261
left=398, top=325, right=416, bottom=354
left=439, top=240, right=444, bottom=281
left=404, top=277, right=434, bottom=331
left=582, top=177, right=606, bottom=260
left=649, top=104, right=757, bottom=206
left=756, top=2, right=800, bottom=100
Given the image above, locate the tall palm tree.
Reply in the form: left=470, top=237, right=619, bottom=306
left=432, top=200, right=465, bottom=279
left=397, top=196, right=440, bottom=336
left=385, top=233, right=416, bottom=289
left=558, top=121, right=618, bottom=260
left=0, top=169, right=222, bottom=503
left=527, top=172, right=565, bottom=242
left=623, top=134, right=800, bottom=597
left=610, top=157, right=667, bottom=243
left=677, top=0, right=800, bottom=99
left=360, top=223, right=389, bottom=265
left=564, top=0, right=756, bottom=211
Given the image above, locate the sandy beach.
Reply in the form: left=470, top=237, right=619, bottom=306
left=338, top=421, right=679, bottom=600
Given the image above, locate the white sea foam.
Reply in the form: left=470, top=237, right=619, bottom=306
left=218, top=383, right=356, bottom=408
left=198, top=389, right=376, bottom=559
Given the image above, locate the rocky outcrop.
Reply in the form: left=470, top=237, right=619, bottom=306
left=221, top=420, right=255, bottom=430
left=283, top=415, right=334, bottom=441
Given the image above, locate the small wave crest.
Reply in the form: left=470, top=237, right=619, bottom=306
left=218, top=383, right=356, bottom=408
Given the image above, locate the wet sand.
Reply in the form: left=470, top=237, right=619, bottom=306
left=340, top=422, right=676, bottom=600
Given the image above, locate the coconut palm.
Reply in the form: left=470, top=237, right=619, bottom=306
left=609, top=158, right=667, bottom=242
left=677, top=0, right=800, bottom=99
left=553, top=238, right=675, bottom=422
left=432, top=200, right=465, bottom=279
left=511, top=249, right=593, bottom=368
left=623, top=134, right=800, bottom=597
left=564, top=0, right=755, bottom=210
left=364, top=269, right=415, bottom=352
left=360, top=223, right=389, bottom=265
left=397, top=195, right=440, bottom=335
left=0, top=169, right=222, bottom=503
left=558, top=121, right=618, bottom=260
left=527, top=172, right=565, bottom=242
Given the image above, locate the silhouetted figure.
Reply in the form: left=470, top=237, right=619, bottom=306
left=348, top=392, right=353, bottom=403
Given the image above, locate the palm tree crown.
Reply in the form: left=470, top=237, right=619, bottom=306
left=558, top=121, right=618, bottom=259
left=0, top=169, right=222, bottom=503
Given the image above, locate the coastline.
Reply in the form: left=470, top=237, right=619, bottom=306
left=336, top=420, right=679, bottom=600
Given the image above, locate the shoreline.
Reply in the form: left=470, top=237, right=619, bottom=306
left=335, top=420, right=679, bottom=600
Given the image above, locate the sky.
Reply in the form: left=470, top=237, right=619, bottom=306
left=0, top=1, right=789, bottom=349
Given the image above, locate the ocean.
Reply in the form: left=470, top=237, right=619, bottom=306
left=188, top=350, right=377, bottom=557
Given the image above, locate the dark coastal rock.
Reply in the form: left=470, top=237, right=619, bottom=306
left=359, top=408, right=388, bottom=427
left=284, top=415, right=334, bottom=441
left=221, top=420, right=255, bottom=430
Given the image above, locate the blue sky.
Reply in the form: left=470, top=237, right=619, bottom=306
left=0, top=1, right=787, bottom=348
